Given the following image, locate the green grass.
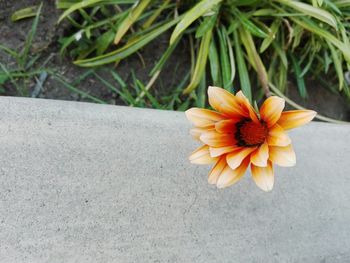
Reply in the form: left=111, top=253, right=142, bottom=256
left=0, top=3, right=45, bottom=96
left=56, top=0, right=350, bottom=104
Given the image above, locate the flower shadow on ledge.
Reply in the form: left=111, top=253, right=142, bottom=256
left=186, top=86, right=316, bottom=192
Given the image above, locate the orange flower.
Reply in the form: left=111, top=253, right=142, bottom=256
left=186, top=86, right=317, bottom=191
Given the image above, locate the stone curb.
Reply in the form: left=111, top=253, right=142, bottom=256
left=1, top=97, right=349, bottom=262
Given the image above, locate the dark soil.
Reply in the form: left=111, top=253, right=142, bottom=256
left=1, top=0, right=349, bottom=120
left=0, top=0, right=190, bottom=104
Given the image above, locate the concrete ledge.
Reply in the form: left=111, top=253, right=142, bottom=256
left=1, top=97, right=350, bottom=262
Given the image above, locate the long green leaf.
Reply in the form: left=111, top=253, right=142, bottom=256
left=75, top=18, right=181, bottom=67
left=292, top=17, right=350, bottom=63
left=208, top=37, right=221, bottom=86
left=114, top=0, right=152, bottom=45
left=170, top=0, right=222, bottom=44
left=195, top=12, right=218, bottom=38
left=58, top=0, right=134, bottom=22
left=217, top=27, right=232, bottom=91
left=326, top=41, right=344, bottom=91
left=11, top=5, right=39, bottom=21
left=233, top=30, right=252, bottom=103
left=150, top=36, right=181, bottom=76
left=19, top=3, right=42, bottom=68
left=183, top=29, right=212, bottom=94
left=276, top=0, right=337, bottom=29
left=240, top=28, right=268, bottom=96
left=290, top=53, right=308, bottom=98
left=260, top=19, right=281, bottom=53
left=233, top=8, right=268, bottom=38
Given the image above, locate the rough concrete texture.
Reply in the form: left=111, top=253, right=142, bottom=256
left=0, top=97, right=350, bottom=263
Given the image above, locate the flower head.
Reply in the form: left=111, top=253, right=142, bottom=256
left=186, top=86, right=316, bottom=191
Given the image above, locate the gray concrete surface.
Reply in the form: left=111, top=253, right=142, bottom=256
left=0, top=97, right=350, bottom=263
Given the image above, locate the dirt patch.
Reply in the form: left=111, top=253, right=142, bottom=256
left=0, top=0, right=191, bottom=105
left=0, top=0, right=349, bottom=120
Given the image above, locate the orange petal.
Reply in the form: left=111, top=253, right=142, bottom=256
left=190, top=126, right=215, bottom=141
left=208, top=86, right=246, bottom=117
left=200, top=131, right=235, bottom=147
left=260, top=96, right=285, bottom=127
left=208, top=156, right=227, bottom=184
left=189, top=145, right=217, bottom=164
left=209, top=146, right=240, bottom=158
left=277, top=110, right=317, bottom=130
left=185, top=108, right=226, bottom=127
left=216, top=157, right=250, bottom=188
left=226, top=147, right=256, bottom=170
left=235, top=91, right=260, bottom=123
left=269, top=144, right=296, bottom=167
left=250, top=142, right=269, bottom=167
left=215, top=119, right=238, bottom=133
left=267, top=124, right=291, bottom=147
left=251, top=161, right=274, bottom=192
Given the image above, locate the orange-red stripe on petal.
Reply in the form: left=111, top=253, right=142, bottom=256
left=216, top=157, right=250, bottom=188
left=208, top=156, right=227, bottom=184
left=185, top=108, right=226, bottom=127
left=189, top=145, right=217, bottom=164
left=269, top=144, right=296, bottom=167
left=208, top=86, right=246, bottom=117
left=259, top=96, right=285, bottom=127
left=251, top=161, right=274, bottom=192
left=267, top=124, right=291, bottom=147
left=226, top=147, right=256, bottom=170
left=250, top=142, right=269, bottom=167
left=235, top=91, right=260, bottom=123
left=215, top=119, right=238, bottom=133
left=200, top=131, right=235, bottom=147
left=277, top=110, right=317, bottom=130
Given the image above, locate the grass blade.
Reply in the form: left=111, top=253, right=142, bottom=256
left=217, top=27, right=232, bottom=91
left=183, top=28, right=212, bottom=94
left=239, top=28, right=268, bottom=96
left=326, top=41, right=344, bottom=91
left=19, top=3, right=42, bottom=68
left=208, top=37, right=221, bottom=86
left=11, top=5, right=39, bottom=21
left=170, top=0, right=222, bottom=44
left=290, top=53, right=308, bottom=98
left=233, top=29, right=252, bottom=103
left=75, top=18, right=181, bottom=67
left=276, top=0, right=337, bottom=29
left=114, top=0, right=152, bottom=45
left=52, top=74, right=106, bottom=104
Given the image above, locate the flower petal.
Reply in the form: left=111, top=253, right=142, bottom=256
left=189, top=145, right=217, bottom=164
left=269, top=144, right=296, bottom=167
left=209, top=146, right=240, bottom=157
left=208, top=156, right=226, bottom=184
left=208, top=86, right=246, bottom=116
left=190, top=126, right=215, bottom=141
left=267, top=124, right=291, bottom=147
left=260, top=96, right=285, bottom=127
left=216, top=157, right=250, bottom=188
left=185, top=108, right=226, bottom=127
left=200, top=131, right=235, bottom=147
left=251, top=161, right=274, bottom=192
left=215, top=119, right=238, bottom=133
left=250, top=142, right=269, bottom=167
left=235, top=91, right=260, bottom=123
left=226, top=147, right=256, bottom=170
left=277, top=110, right=317, bottom=130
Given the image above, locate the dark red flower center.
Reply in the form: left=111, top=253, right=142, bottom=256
left=235, top=119, right=268, bottom=147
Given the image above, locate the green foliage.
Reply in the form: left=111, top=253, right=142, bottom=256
left=56, top=0, right=350, bottom=102
left=0, top=4, right=46, bottom=96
